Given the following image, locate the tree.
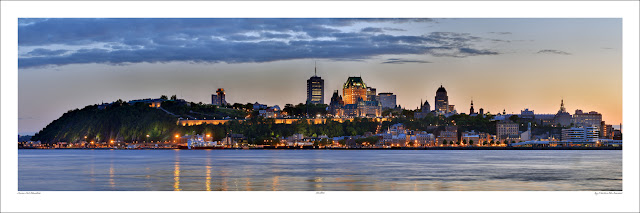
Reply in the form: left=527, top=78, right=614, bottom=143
left=469, top=140, right=474, bottom=146
left=170, top=95, right=177, bottom=100
left=160, top=95, right=168, bottom=100
left=490, top=140, right=495, bottom=145
left=483, top=141, right=488, bottom=146
left=442, top=139, right=448, bottom=146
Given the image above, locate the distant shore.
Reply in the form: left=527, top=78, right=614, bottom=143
left=19, top=146, right=622, bottom=150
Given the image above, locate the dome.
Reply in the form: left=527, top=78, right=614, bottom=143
left=436, top=85, right=447, bottom=93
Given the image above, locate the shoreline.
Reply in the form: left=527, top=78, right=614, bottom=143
left=19, top=146, right=622, bottom=150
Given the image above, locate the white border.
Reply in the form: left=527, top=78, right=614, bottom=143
left=2, top=1, right=639, bottom=212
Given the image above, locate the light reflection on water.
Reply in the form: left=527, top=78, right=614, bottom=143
left=18, top=149, right=622, bottom=191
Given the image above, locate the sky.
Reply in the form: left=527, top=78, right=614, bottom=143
left=18, top=18, right=622, bottom=135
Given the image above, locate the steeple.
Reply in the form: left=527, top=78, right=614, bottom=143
left=469, top=98, right=475, bottom=115
left=559, top=98, right=566, bottom=113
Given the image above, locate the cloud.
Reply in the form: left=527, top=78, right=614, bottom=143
left=18, top=18, right=500, bottom=68
left=489, top=32, right=512, bottom=35
left=361, top=27, right=384, bottom=33
left=537, top=49, right=571, bottom=55
left=382, top=58, right=431, bottom=64
left=26, top=48, right=69, bottom=56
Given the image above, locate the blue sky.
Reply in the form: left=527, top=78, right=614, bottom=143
left=18, top=18, right=622, bottom=134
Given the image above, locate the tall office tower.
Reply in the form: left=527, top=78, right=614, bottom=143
left=211, top=88, right=227, bottom=106
left=343, top=77, right=367, bottom=105
left=435, top=85, right=449, bottom=113
left=306, top=64, right=324, bottom=104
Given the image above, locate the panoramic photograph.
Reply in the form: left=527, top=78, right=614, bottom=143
left=17, top=18, right=623, bottom=191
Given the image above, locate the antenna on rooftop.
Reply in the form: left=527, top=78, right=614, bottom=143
left=314, top=60, right=317, bottom=76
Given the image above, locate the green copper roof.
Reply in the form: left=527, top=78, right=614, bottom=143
left=343, top=77, right=367, bottom=89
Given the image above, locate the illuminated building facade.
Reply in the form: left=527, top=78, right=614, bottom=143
left=343, top=77, right=367, bottom=105
left=306, top=66, right=324, bottom=104
left=572, top=110, right=602, bottom=128
left=497, top=121, right=519, bottom=140
left=211, top=88, right=227, bottom=106
left=562, top=126, right=599, bottom=142
left=435, top=85, right=449, bottom=113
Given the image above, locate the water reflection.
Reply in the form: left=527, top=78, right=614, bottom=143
left=272, top=176, right=280, bottom=191
left=109, top=161, right=115, bottom=189
left=17, top=150, right=623, bottom=191
left=173, top=152, right=181, bottom=191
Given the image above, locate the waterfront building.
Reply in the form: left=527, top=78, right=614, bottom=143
left=306, top=65, right=324, bottom=104
left=520, top=122, right=532, bottom=141
left=572, top=110, right=602, bottom=128
left=461, top=131, right=480, bottom=146
left=561, top=126, right=599, bottom=142
left=613, top=129, right=622, bottom=140
left=211, top=88, right=227, bottom=106
left=435, top=85, right=449, bottom=113
left=600, top=121, right=613, bottom=139
left=378, top=93, right=396, bottom=109
left=436, top=126, right=458, bottom=145
left=497, top=121, right=519, bottom=140
left=416, top=132, right=435, bottom=146
left=554, top=99, right=572, bottom=127
left=343, top=77, right=367, bottom=105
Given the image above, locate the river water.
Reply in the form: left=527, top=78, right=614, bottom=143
left=18, top=149, right=622, bottom=191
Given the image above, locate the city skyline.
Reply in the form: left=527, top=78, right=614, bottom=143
left=18, top=18, right=622, bottom=134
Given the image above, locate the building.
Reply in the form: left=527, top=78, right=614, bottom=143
left=211, top=88, right=227, bottom=106
left=414, top=99, right=432, bottom=119
left=600, top=122, right=613, bottom=139
left=554, top=99, right=572, bottom=127
left=572, top=110, right=602, bottom=128
left=469, top=100, right=475, bottom=115
left=306, top=65, right=324, bottom=104
left=378, top=93, right=396, bottom=109
left=415, top=132, right=435, bottom=146
left=366, top=87, right=377, bottom=102
left=497, top=121, right=519, bottom=140
left=436, top=126, right=458, bottom=145
left=562, top=126, right=599, bottom=142
left=447, top=105, right=456, bottom=114
left=435, top=85, right=449, bottom=113
left=329, top=90, right=344, bottom=117
left=479, top=108, right=484, bottom=116
left=520, top=108, right=535, bottom=120
left=343, top=77, right=367, bottom=105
